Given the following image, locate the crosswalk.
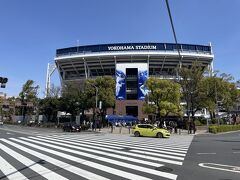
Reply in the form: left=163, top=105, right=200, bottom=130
left=0, top=133, right=194, bottom=180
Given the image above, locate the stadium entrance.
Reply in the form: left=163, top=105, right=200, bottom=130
left=126, top=106, right=138, bottom=117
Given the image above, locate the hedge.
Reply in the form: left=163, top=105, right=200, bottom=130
left=209, top=125, right=240, bottom=134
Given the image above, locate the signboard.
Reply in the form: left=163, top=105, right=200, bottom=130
left=116, top=64, right=126, bottom=100
left=138, top=64, right=148, bottom=100
left=116, top=63, right=148, bottom=100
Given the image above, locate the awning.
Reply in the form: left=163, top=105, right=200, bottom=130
left=105, top=115, right=138, bottom=123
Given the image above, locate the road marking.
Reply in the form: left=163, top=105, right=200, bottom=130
left=14, top=137, right=171, bottom=180
left=50, top=134, right=188, bottom=154
left=129, top=149, right=184, bottom=160
left=197, top=153, right=216, bottom=155
left=21, top=137, right=177, bottom=179
left=61, top=134, right=192, bottom=149
left=29, top=136, right=182, bottom=166
left=199, top=163, right=240, bottom=173
left=34, top=136, right=162, bottom=167
left=6, top=132, right=13, bottom=135
left=1, top=138, right=110, bottom=180
left=0, top=133, right=194, bottom=180
left=0, top=154, right=28, bottom=180
left=233, top=151, right=240, bottom=154
left=0, top=142, right=68, bottom=180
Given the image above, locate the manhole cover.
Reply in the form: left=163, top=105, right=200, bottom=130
left=155, top=166, right=173, bottom=172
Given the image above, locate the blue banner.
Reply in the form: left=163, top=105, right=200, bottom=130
left=138, top=67, right=148, bottom=100
left=116, top=69, right=126, bottom=100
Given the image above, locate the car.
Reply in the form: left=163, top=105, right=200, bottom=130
left=0, top=121, right=3, bottom=125
left=132, top=124, right=170, bottom=138
left=63, top=122, right=81, bottom=132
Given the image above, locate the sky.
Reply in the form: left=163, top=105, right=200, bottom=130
left=0, top=0, right=240, bottom=97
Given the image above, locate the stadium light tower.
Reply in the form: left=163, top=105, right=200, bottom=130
left=45, top=63, right=57, bottom=97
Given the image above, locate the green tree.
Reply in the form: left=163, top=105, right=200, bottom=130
left=178, top=62, right=205, bottom=121
left=19, top=80, right=39, bottom=123
left=60, top=82, right=89, bottom=122
left=37, top=84, right=61, bottom=123
left=38, top=97, right=59, bottom=122
left=143, top=77, right=182, bottom=123
left=85, top=76, right=115, bottom=125
left=198, top=75, right=239, bottom=120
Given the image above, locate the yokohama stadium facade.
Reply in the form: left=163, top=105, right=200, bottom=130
left=55, top=42, right=214, bottom=120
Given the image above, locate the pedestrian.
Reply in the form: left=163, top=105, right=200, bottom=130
left=178, top=119, right=183, bottom=135
left=193, top=121, right=196, bottom=134
left=90, top=121, right=93, bottom=131
left=109, top=122, right=113, bottom=133
left=119, top=122, right=122, bottom=134
left=128, top=123, right=131, bottom=134
left=174, top=121, right=178, bottom=134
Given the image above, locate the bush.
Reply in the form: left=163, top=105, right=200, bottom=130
left=211, top=118, right=217, bottom=124
left=194, top=120, right=202, bottom=126
left=209, top=125, right=240, bottom=134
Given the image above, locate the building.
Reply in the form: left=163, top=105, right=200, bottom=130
left=54, top=42, right=214, bottom=119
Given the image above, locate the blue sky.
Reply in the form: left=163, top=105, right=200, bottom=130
left=0, top=0, right=240, bottom=97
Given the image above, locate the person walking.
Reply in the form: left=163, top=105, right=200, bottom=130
left=193, top=121, right=196, bottom=134
left=109, top=122, right=113, bottom=133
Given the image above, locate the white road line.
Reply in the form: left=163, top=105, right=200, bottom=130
left=48, top=135, right=187, bottom=157
left=199, top=163, right=240, bottom=173
left=35, top=136, right=162, bottom=167
left=0, top=142, right=68, bottom=180
left=1, top=139, right=110, bottom=180
left=6, top=132, right=13, bottom=135
left=54, top=135, right=191, bottom=150
left=37, top=135, right=124, bottom=150
left=233, top=152, right=240, bottom=154
left=28, top=136, right=183, bottom=166
left=0, top=154, right=28, bottom=180
left=50, top=135, right=188, bottom=153
left=51, top=134, right=192, bottom=147
left=21, top=136, right=178, bottom=179
left=129, top=149, right=184, bottom=160
left=197, top=153, right=217, bottom=155
left=14, top=137, right=174, bottom=180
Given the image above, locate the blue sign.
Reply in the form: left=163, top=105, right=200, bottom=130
left=138, top=69, right=148, bottom=100
left=116, top=69, right=126, bottom=100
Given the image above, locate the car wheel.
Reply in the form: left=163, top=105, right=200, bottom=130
left=156, top=132, right=163, bottom=138
left=134, top=131, right=140, bottom=137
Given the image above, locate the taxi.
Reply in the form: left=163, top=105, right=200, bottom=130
left=132, top=124, right=170, bottom=138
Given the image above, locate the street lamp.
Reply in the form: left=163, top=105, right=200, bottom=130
left=91, top=84, right=98, bottom=131
left=22, top=92, right=27, bottom=124
left=91, top=84, right=98, bottom=109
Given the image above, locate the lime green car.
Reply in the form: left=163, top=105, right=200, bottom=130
left=132, top=124, right=170, bottom=138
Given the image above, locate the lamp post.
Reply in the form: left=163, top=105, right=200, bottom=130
left=91, top=84, right=98, bottom=131
left=91, top=84, right=98, bottom=110
left=22, top=92, right=27, bottom=124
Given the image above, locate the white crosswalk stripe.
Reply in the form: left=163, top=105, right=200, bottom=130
left=0, top=134, right=194, bottom=180
left=0, top=155, right=28, bottom=180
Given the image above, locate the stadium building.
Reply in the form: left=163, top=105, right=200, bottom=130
left=54, top=42, right=214, bottom=120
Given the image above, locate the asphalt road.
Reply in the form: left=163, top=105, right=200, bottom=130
left=0, top=124, right=240, bottom=180
left=0, top=124, right=193, bottom=180
left=0, top=124, right=62, bottom=138
left=177, top=131, right=240, bottom=180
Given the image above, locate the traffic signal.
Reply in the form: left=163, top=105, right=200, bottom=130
left=0, top=77, right=8, bottom=88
